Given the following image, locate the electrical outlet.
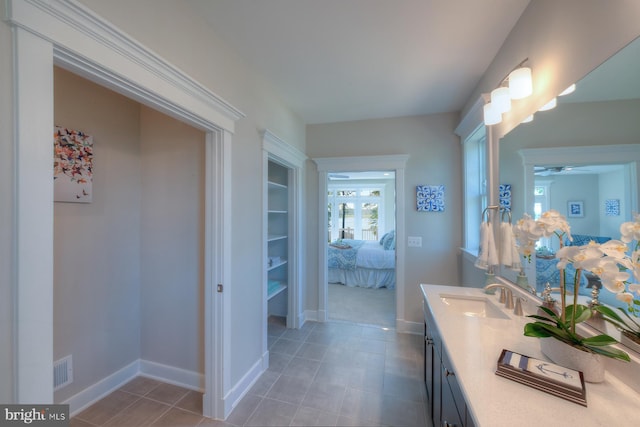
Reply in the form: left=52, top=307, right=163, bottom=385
left=407, top=236, right=422, bottom=247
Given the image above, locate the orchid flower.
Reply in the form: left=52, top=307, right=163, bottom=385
left=620, top=213, right=640, bottom=243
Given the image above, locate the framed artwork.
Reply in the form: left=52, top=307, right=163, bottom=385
left=499, top=184, right=512, bottom=211
left=567, top=200, right=584, bottom=218
left=54, top=126, right=93, bottom=203
left=417, top=185, right=445, bottom=212
left=605, top=199, right=620, bottom=216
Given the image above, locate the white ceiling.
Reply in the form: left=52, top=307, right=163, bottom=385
left=189, top=0, right=531, bottom=124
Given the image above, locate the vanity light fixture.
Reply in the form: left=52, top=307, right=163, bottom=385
left=559, top=83, right=576, bottom=96
left=491, top=86, right=511, bottom=114
left=483, top=102, right=502, bottom=126
left=483, top=60, right=533, bottom=126
left=508, top=67, right=533, bottom=99
left=539, top=97, right=557, bottom=111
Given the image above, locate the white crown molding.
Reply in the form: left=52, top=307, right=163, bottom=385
left=455, top=95, right=485, bottom=141
left=262, top=129, right=307, bottom=167
left=5, top=0, right=245, bottom=132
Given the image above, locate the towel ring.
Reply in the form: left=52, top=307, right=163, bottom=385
left=501, top=209, right=512, bottom=224
left=481, top=205, right=500, bottom=223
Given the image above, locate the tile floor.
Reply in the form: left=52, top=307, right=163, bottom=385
left=71, top=317, right=427, bottom=426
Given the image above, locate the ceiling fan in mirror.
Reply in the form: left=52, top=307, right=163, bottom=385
left=533, top=165, right=591, bottom=176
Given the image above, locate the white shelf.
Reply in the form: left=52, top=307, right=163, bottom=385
left=268, top=259, right=287, bottom=271
left=268, top=234, right=287, bottom=242
left=268, top=210, right=287, bottom=214
left=267, top=281, right=287, bottom=300
left=268, top=180, right=287, bottom=190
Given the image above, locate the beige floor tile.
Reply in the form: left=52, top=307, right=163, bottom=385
left=197, top=418, right=238, bottom=427
left=69, top=418, right=95, bottom=427
left=301, top=380, right=346, bottom=414
left=224, top=394, right=262, bottom=426
left=119, top=376, right=162, bottom=396
left=70, top=321, right=427, bottom=427
left=292, top=406, right=338, bottom=426
left=245, top=398, right=297, bottom=427
left=75, top=390, right=138, bottom=425
left=150, top=407, right=203, bottom=426
left=175, top=390, right=203, bottom=414
left=102, top=397, right=170, bottom=427
left=145, top=382, right=190, bottom=405
left=265, top=374, right=311, bottom=405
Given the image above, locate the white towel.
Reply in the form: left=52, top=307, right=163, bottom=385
left=475, top=222, right=498, bottom=270
left=499, top=221, right=521, bottom=270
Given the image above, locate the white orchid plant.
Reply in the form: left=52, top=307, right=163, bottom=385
left=583, top=214, right=640, bottom=344
left=516, top=209, right=630, bottom=362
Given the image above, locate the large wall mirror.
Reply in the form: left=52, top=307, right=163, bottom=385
left=496, top=36, right=640, bottom=338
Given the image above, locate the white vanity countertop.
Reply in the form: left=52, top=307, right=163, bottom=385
left=420, top=283, right=639, bottom=427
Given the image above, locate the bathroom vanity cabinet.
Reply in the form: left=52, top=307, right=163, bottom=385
left=424, top=301, right=475, bottom=427
left=420, top=283, right=639, bottom=427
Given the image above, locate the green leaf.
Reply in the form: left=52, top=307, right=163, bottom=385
left=584, top=345, right=631, bottom=362
left=524, top=323, right=552, bottom=337
left=582, top=334, right=618, bottom=346
left=572, top=305, right=592, bottom=324
left=527, top=314, right=558, bottom=324
left=536, top=305, right=560, bottom=321
left=524, top=322, right=573, bottom=341
left=594, top=305, right=625, bottom=323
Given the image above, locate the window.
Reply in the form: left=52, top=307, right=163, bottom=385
left=328, top=185, right=384, bottom=241
left=463, top=126, right=487, bottom=253
left=534, top=180, right=552, bottom=249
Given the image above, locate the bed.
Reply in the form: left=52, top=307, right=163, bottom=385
left=327, top=231, right=396, bottom=289
left=535, top=234, right=611, bottom=293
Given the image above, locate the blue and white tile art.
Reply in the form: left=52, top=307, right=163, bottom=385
left=605, top=199, right=620, bottom=216
left=417, top=185, right=445, bottom=212
left=499, top=184, right=512, bottom=211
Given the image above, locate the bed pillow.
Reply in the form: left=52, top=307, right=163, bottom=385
left=380, top=230, right=395, bottom=250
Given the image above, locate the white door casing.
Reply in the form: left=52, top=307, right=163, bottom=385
left=313, top=155, right=409, bottom=331
left=6, top=0, right=243, bottom=419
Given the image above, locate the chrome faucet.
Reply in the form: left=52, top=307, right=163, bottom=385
left=483, top=283, right=514, bottom=309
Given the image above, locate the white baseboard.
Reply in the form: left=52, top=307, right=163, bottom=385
left=304, top=309, right=320, bottom=322
left=139, top=359, right=204, bottom=392
left=396, top=319, right=423, bottom=335
left=63, top=359, right=204, bottom=417
left=64, top=360, right=140, bottom=417
left=223, top=351, right=268, bottom=418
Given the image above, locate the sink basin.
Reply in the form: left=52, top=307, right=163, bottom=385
left=439, top=294, right=510, bottom=319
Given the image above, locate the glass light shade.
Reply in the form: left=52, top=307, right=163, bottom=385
left=559, top=84, right=576, bottom=96
left=483, top=102, right=502, bottom=126
left=539, top=98, right=557, bottom=111
left=491, top=87, right=511, bottom=114
left=521, top=114, right=534, bottom=123
left=509, top=67, right=532, bottom=99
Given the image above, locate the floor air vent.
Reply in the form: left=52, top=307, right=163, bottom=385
left=53, top=355, right=73, bottom=390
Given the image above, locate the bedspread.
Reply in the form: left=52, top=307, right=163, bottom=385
left=328, top=239, right=365, bottom=270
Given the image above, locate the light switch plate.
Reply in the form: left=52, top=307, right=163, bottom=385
left=408, top=236, right=422, bottom=247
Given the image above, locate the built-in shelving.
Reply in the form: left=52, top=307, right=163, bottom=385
left=266, top=161, right=289, bottom=312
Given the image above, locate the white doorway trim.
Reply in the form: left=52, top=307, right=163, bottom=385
left=6, top=0, right=243, bottom=419
left=313, top=155, right=409, bottom=331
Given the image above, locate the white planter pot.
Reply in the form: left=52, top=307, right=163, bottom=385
left=540, top=338, right=605, bottom=383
